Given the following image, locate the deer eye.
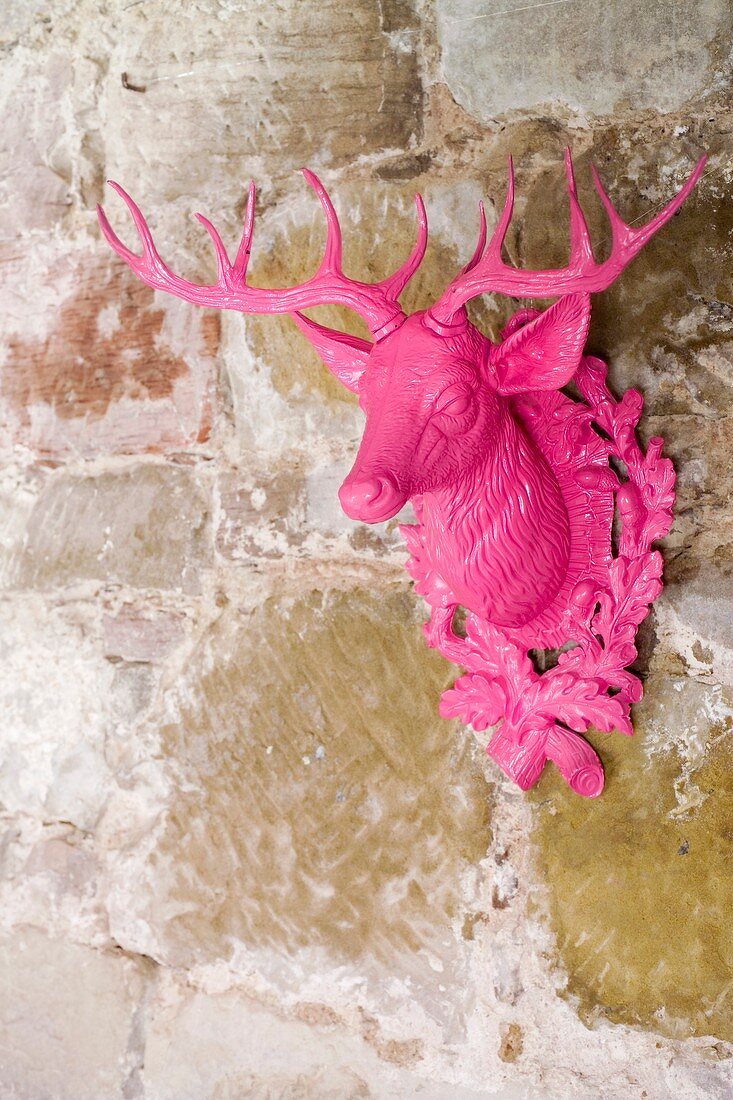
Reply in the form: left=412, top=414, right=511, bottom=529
left=435, top=383, right=473, bottom=417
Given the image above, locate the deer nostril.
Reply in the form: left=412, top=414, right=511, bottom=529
left=361, top=477, right=386, bottom=503
left=338, top=475, right=406, bottom=522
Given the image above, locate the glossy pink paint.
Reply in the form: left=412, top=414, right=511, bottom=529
left=98, top=150, right=705, bottom=798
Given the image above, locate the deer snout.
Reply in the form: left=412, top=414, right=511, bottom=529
left=338, top=474, right=407, bottom=523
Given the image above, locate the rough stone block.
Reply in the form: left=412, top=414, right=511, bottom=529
left=437, top=0, right=730, bottom=119
left=215, top=458, right=411, bottom=562
left=651, top=415, right=733, bottom=584
left=532, top=675, right=733, bottom=1042
left=142, top=981, right=494, bottom=1100
left=123, top=583, right=490, bottom=1016
left=0, top=820, right=104, bottom=943
left=0, top=49, right=73, bottom=238
left=654, top=562, right=733, bottom=685
left=0, top=928, right=149, bottom=1100
left=215, top=464, right=307, bottom=561
left=101, top=0, right=423, bottom=205
left=103, top=603, right=188, bottom=664
left=9, top=464, right=212, bottom=594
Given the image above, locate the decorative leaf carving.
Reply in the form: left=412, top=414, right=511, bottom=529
left=440, top=673, right=508, bottom=731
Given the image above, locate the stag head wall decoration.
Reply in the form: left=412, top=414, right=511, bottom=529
left=99, top=150, right=705, bottom=798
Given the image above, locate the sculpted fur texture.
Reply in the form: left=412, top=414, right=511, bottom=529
left=98, top=150, right=704, bottom=797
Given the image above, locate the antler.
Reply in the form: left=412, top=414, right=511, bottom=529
left=429, top=149, right=707, bottom=325
left=98, top=172, right=428, bottom=340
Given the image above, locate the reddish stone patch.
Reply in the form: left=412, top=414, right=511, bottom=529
left=199, top=313, right=221, bottom=360
left=2, top=253, right=219, bottom=455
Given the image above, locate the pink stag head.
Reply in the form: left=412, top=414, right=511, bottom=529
left=98, top=151, right=705, bottom=524
left=99, top=151, right=705, bottom=800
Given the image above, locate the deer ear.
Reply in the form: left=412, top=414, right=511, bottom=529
left=490, top=293, right=591, bottom=395
left=292, top=312, right=371, bottom=393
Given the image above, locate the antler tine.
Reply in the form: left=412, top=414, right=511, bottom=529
left=98, top=181, right=166, bottom=272
left=194, top=212, right=232, bottom=281
left=301, top=173, right=428, bottom=302
left=588, top=163, right=629, bottom=248
left=463, top=201, right=487, bottom=275
left=485, top=155, right=515, bottom=260
left=302, top=169, right=343, bottom=275
left=231, top=180, right=256, bottom=281
left=299, top=171, right=428, bottom=314
left=97, top=201, right=137, bottom=267
left=564, top=147, right=595, bottom=267
left=381, top=192, right=428, bottom=300
left=429, top=152, right=706, bottom=323
left=101, top=181, right=239, bottom=302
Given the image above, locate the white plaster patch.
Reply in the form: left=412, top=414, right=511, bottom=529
left=95, top=303, right=120, bottom=339
left=0, top=598, right=114, bottom=829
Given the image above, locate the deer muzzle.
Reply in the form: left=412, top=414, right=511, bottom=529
left=338, top=473, right=408, bottom=523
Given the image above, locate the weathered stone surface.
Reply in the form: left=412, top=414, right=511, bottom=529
left=0, top=463, right=43, bottom=576
left=103, top=603, right=188, bottom=664
left=0, top=49, right=74, bottom=238
left=0, top=928, right=150, bottom=1100
left=1, top=1, right=49, bottom=47
left=498, top=1022, right=524, bottom=1064
left=215, top=464, right=307, bottom=560
left=654, top=562, right=733, bottom=684
left=650, top=416, right=733, bottom=585
left=2, top=0, right=423, bottom=233
left=437, top=0, right=730, bottom=119
left=532, top=675, right=733, bottom=1042
left=1, top=249, right=217, bottom=456
left=0, top=598, right=114, bottom=829
left=216, top=458, right=411, bottom=561
left=143, top=584, right=490, bottom=1007
left=143, top=982, right=498, bottom=1100
left=101, top=0, right=423, bottom=198
left=0, top=818, right=105, bottom=945
left=9, top=464, right=212, bottom=594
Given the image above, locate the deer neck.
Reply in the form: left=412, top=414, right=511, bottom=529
left=416, top=400, right=571, bottom=627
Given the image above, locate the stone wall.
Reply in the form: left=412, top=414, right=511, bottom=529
left=1, top=2, right=732, bottom=1097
